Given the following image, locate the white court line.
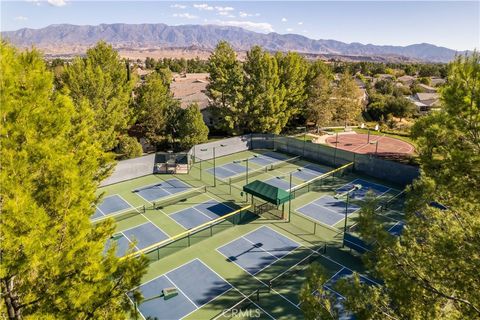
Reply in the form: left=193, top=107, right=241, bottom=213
left=164, top=274, right=199, bottom=308
left=215, top=227, right=302, bottom=309
left=91, top=194, right=137, bottom=222
left=94, top=204, right=105, bottom=216
left=119, top=231, right=141, bottom=252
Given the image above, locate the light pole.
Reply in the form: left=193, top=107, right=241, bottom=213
left=278, top=168, right=302, bottom=222
left=333, top=132, right=339, bottom=167
left=296, top=126, right=307, bottom=157
left=334, top=184, right=362, bottom=238
left=370, top=141, right=379, bottom=156
left=233, top=158, right=249, bottom=185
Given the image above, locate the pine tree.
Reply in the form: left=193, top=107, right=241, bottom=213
left=0, top=43, right=147, bottom=319
left=176, top=103, right=210, bottom=150
left=206, top=41, right=245, bottom=134
left=133, top=72, right=177, bottom=146
left=243, top=46, right=287, bottom=133
left=62, top=41, right=135, bottom=151
left=299, top=52, right=480, bottom=320
left=276, top=52, right=308, bottom=125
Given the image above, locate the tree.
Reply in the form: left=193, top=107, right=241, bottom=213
left=276, top=52, right=308, bottom=126
left=62, top=41, right=135, bottom=151
left=299, top=52, right=480, bottom=319
left=176, top=103, right=209, bottom=150
left=332, top=71, right=363, bottom=127
left=117, top=135, right=143, bottom=159
left=0, top=43, right=147, bottom=319
left=242, top=46, right=287, bottom=133
left=306, top=72, right=335, bottom=131
left=386, top=96, right=415, bottom=121
left=206, top=41, right=245, bottom=134
left=133, top=72, right=177, bottom=146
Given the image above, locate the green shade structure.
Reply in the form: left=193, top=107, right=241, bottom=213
left=243, top=180, right=292, bottom=205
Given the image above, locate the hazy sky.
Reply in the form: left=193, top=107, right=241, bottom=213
left=2, top=1, right=479, bottom=51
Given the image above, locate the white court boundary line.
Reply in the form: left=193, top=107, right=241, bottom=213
left=215, top=226, right=302, bottom=309
left=296, top=196, right=361, bottom=227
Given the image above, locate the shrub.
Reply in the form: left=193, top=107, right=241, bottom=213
left=117, top=135, right=143, bottom=159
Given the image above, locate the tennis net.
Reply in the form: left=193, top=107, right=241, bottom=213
left=91, top=205, right=146, bottom=223
left=122, top=204, right=253, bottom=262
left=227, top=155, right=301, bottom=184
left=152, top=185, right=207, bottom=209
left=290, top=162, right=354, bottom=199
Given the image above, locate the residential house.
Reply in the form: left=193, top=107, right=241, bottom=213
left=397, top=75, right=416, bottom=86
left=409, top=92, right=441, bottom=113
left=418, top=83, right=438, bottom=93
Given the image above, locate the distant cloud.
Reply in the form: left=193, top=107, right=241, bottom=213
left=215, top=6, right=234, bottom=12
left=239, top=11, right=260, bottom=18
left=193, top=4, right=214, bottom=11
left=170, top=4, right=187, bottom=9
left=48, top=0, right=66, bottom=7
left=25, top=0, right=41, bottom=6
left=173, top=13, right=198, bottom=19
left=298, top=22, right=303, bottom=25
left=214, top=20, right=274, bottom=33
left=286, top=28, right=293, bottom=32
left=194, top=4, right=235, bottom=16
left=15, top=16, right=28, bottom=21
left=281, top=17, right=287, bottom=22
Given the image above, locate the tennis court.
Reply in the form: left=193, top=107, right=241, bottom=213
left=206, top=162, right=247, bottom=180
left=92, top=194, right=135, bottom=220
left=292, top=165, right=327, bottom=182
left=170, top=200, right=235, bottom=229
left=336, top=178, right=391, bottom=200
left=133, top=178, right=191, bottom=203
left=130, top=259, right=232, bottom=320
left=296, top=195, right=361, bottom=227
left=263, top=177, right=295, bottom=191
left=217, top=226, right=300, bottom=276
left=107, top=222, right=169, bottom=257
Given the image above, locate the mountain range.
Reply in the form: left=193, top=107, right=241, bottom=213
left=1, top=23, right=464, bottom=62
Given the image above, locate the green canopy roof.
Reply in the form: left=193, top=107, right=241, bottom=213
left=243, top=180, right=291, bottom=205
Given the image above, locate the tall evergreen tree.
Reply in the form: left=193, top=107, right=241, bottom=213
left=299, top=53, right=480, bottom=320
left=243, top=46, right=287, bottom=133
left=62, top=41, right=135, bottom=151
left=176, top=103, right=210, bottom=150
left=276, top=52, right=308, bottom=126
left=332, top=71, right=363, bottom=127
left=206, top=41, right=245, bottom=134
left=0, top=43, right=147, bottom=319
left=133, top=72, right=177, bottom=146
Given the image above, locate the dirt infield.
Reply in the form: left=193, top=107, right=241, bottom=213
left=325, top=133, right=415, bottom=156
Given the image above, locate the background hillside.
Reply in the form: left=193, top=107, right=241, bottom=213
left=1, top=23, right=463, bottom=62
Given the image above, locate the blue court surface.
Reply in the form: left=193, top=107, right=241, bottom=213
left=92, top=194, right=133, bottom=220
left=293, top=165, right=327, bottom=181
left=130, top=259, right=232, bottom=320
left=264, top=177, right=295, bottom=191
left=336, top=179, right=390, bottom=200
left=324, top=267, right=379, bottom=295
left=321, top=267, right=379, bottom=320
left=296, top=195, right=361, bottom=226
left=133, top=178, right=191, bottom=203
left=249, top=152, right=289, bottom=166
left=217, top=226, right=300, bottom=275
left=387, top=221, right=405, bottom=236
left=106, top=222, right=169, bottom=257
left=206, top=162, right=246, bottom=179
left=170, top=200, right=234, bottom=229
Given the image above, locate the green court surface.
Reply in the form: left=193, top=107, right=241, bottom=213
left=95, top=149, right=405, bottom=319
